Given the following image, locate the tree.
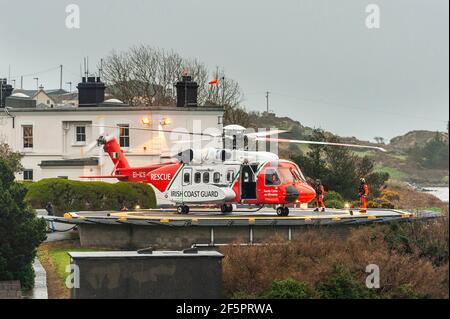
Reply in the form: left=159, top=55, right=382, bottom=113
left=0, top=143, right=23, bottom=173
left=102, top=46, right=243, bottom=109
left=0, top=159, right=46, bottom=290
left=374, top=137, right=385, bottom=144
left=408, top=132, right=449, bottom=169
left=291, top=130, right=389, bottom=200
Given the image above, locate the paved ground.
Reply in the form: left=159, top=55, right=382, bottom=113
left=74, top=207, right=407, bottom=220
left=22, top=259, right=48, bottom=299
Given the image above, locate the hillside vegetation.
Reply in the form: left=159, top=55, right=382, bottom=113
left=247, top=111, right=449, bottom=186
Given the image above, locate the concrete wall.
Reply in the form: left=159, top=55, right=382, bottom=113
left=78, top=223, right=353, bottom=250
left=69, top=251, right=224, bottom=299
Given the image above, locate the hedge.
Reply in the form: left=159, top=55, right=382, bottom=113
left=25, top=178, right=156, bottom=216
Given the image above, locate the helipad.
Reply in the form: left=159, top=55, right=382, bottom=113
left=47, top=208, right=439, bottom=250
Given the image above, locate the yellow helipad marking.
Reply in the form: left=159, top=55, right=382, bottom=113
left=402, top=213, right=411, bottom=218
left=118, top=217, right=127, bottom=221
left=367, top=215, right=377, bottom=220
left=160, top=218, right=170, bottom=223
left=332, top=217, right=341, bottom=221
left=248, top=218, right=256, bottom=224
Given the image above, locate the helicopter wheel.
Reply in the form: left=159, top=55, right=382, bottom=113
left=221, top=204, right=233, bottom=214
left=276, top=207, right=289, bottom=217
left=177, top=205, right=190, bottom=214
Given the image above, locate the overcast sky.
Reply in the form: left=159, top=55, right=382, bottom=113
left=0, top=0, right=448, bottom=141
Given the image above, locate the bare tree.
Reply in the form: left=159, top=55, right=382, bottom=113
left=101, top=46, right=244, bottom=110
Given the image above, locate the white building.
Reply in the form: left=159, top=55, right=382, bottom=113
left=0, top=76, right=224, bottom=182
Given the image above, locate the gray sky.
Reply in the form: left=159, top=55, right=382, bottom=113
left=0, top=0, right=448, bottom=141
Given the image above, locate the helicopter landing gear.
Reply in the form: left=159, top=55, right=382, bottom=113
left=276, top=206, right=289, bottom=217
left=220, top=204, right=233, bottom=214
left=177, top=205, right=190, bottom=214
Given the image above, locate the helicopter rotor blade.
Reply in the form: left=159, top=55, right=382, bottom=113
left=245, top=129, right=289, bottom=139
left=88, top=124, right=218, bottom=138
left=256, top=137, right=387, bottom=152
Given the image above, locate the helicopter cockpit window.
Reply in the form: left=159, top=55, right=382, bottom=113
left=265, top=168, right=281, bottom=186
left=213, top=172, right=221, bottom=183
left=203, top=172, right=210, bottom=183
left=194, top=172, right=201, bottom=184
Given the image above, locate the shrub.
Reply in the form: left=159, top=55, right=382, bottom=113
left=25, top=178, right=156, bottom=216
left=368, top=198, right=395, bottom=209
left=0, top=160, right=47, bottom=290
left=323, top=191, right=345, bottom=208
left=389, top=283, right=427, bottom=299
left=316, top=265, right=376, bottom=299
left=265, top=279, right=315, bottom=299
left=324, top=199, right=345, bottom=209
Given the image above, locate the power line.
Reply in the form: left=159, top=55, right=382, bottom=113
left=263, top=91, right=448, bottom=124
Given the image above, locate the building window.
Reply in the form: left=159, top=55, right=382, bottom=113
left=203, top=172, right=210, bottom=184
left=76, top=126, right=86, bottom=143
left=23, top=125, right=33, bottom=149
left=194, top=172, right=201, bottom=184
left=23, top=169, right=33, bottom=181
left=118, top=124, right=130, bottom=148
left=213, top=172, right=221, bottom=184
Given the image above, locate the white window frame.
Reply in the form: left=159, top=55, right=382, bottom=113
left=23, top=169, right=33, bottom=181
left=75, top=125, right=87, bottom=145
left=22, top=125, right=34, bottom=150
left=118, top=124, right=130, bottom=149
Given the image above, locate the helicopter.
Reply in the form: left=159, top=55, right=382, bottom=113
left=81, top=124, right=386, bottom=216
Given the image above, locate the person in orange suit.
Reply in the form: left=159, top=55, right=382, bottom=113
left=313, top=179, right=326, bottom=212
left=359, top=178, right=369, bottom=213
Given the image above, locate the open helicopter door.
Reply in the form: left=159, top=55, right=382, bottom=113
left=240, top=163, right=258, bottom=200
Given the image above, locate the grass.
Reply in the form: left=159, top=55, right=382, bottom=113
left=48, top=248, right=97, bottom=283
left=37, top=240, right=98, bottom=299
left=374, top=164, right=408, bottom=181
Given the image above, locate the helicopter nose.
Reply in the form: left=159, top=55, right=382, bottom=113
left=297, top=184, right=316, bottom=203
left=284, top=185, right=299, bottom=203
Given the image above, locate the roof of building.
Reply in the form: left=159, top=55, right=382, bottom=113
left=1, top=105, right=224, bottom=113
left=39, top=157, right=99, bottom=167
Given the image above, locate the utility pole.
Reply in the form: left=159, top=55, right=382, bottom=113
left=265, top=91, right=270, bottom=113
left=12, top=79, right=16, bottom=89
left=20, top=76, right=23, bottom=89
left=59, top=65, right=63, bottom=90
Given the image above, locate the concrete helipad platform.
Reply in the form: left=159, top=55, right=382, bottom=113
left=47, top=208, right=440, bottom=250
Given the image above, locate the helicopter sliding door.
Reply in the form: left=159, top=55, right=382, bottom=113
left=240, top=164, right=258, bottom=200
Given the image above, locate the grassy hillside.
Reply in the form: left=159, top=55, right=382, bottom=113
left=248, top=112, right=449, bottom=186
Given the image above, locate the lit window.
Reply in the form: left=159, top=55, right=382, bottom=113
left=23, top=126, right=33, bottom=149
left=118, top=124, right=130, bottom=148
left=76, top=126, right=86, bottom=143
left=23, top=169, right=33, bottom=181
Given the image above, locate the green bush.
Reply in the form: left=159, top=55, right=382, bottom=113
left=323, top=191, right=345, bottom=209
left=25, top=179, right=156, bottom=216
left=389, top=284, right=427, bottom=299
left=265, top=279, right=315, bottom=299
left=0, top=160, right=47, bottom=290
left=368, top=198, right=395, bottom=209
left=317, top=265, right=376, bottom=299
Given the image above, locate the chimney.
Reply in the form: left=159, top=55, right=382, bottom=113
left=0, top=78, right=13, bottom=107
left=175, top=74, right=198, bottom=107
left=77, top=76, right=106, bottom=107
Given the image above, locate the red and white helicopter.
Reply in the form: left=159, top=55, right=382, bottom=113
left=81, top=124, right=386, bottom=216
